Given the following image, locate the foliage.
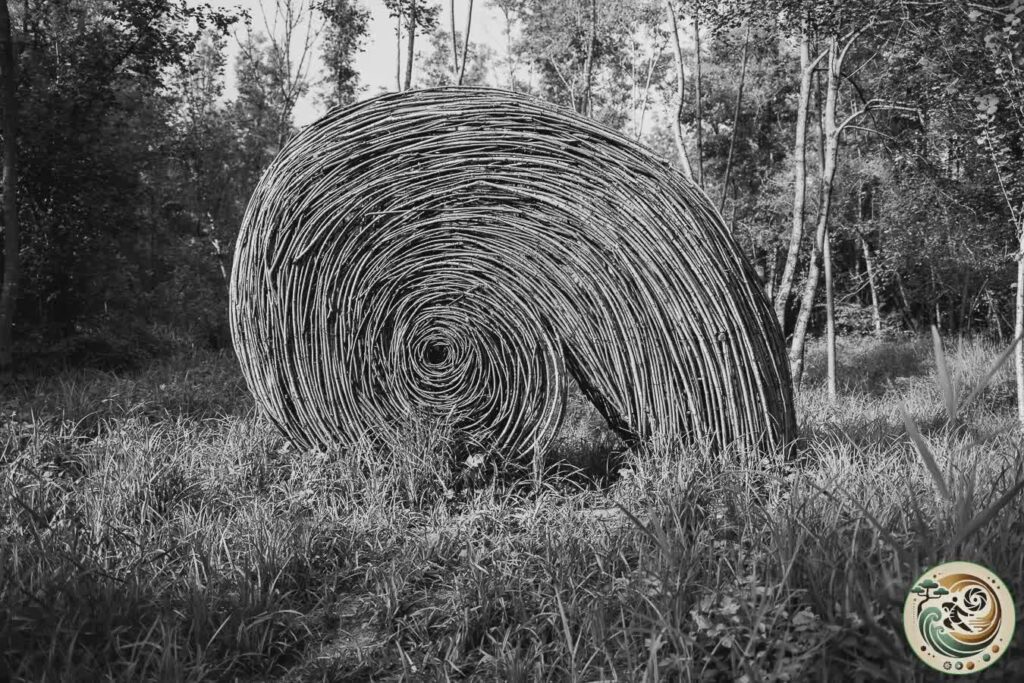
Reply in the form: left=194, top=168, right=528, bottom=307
left=317, top=0, right=370, bottom=107
left=416, top=26, right=493, bottom=88
left=8, top=1, right=240, bottom=359
left=1, top=0, right=1021, bottom=364
left=384, top=0, right=442, bottom=34
left=513, top=0, right=659, bottom=124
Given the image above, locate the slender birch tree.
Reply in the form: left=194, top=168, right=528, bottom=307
left=664, top=0, right=695, bottom=181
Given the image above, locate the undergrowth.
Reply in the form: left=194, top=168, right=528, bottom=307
left=2, top=336, right=1023, bottom=681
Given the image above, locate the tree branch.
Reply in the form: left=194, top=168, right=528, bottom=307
left=837, top=99, right=922, bottom=135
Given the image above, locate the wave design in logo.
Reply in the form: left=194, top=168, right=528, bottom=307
left=904, top=562, right=1013, bottom=675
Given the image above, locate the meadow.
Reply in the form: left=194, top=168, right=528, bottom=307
left=2, top=334, right=1023, bottom=681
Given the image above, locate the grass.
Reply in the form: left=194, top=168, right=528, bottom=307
left=2, top=335, right=1023, bottom=681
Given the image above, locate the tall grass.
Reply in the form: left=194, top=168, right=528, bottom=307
left=2, top=338, right=1022, bottom=680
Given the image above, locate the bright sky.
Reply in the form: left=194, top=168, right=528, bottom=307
left=200, top=0, right=507, bottom=126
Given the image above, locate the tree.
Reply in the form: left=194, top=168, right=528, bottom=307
left=664, top=0, right=695, bottom=180
left=417, top=25, right=493, bottom=87
left=234, top=32, right=294, bottom=157
left=718, top=24, right=750, bottom=211
left=789, top=27, right=862, bottom=389
left=781, top=1, right=920, bottom=388
left=911, top=578, right=949, bottom=617
left=168, top=31, right=246, bottom=301
left=236, top=0, right=324, bottom=149
left=317, top=0, right=370, bottom=108
left=515, top=0, right=640, bottom=123
left=964, top=1, right=1024, bottom=423
left=449, top=0, right=475, bottom=85
left=6, top=0, right=237, bottom=360
left=0, top=0, right=18, bottom=372
left=692, top=7, right=704, bottom=186
left=386, top=0, right=441, bottom=90
left=491, top=0, right=525, bottom=91
left=773, top=25, right=823, bottom=328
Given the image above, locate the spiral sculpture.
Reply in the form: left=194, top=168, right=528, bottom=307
left=230, top=88, right=795, bottom=458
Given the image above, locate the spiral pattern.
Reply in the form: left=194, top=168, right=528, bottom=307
left=229, top=88, right=795, bottom=457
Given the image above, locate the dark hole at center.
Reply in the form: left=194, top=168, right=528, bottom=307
left=426, top=343, right=449, bottom=364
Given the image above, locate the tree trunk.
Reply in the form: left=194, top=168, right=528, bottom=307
left=823, top=225, right=836, bottom=398
left=693, top=10, right=703, bottom=187
left=450, top=0, right=459, bottom=81
left=664, top=0, right=694, bottom=182
left=583, top=0, right=597, bottom=116
left=395, top=7, right=402, bottom=90
left=985, top=289, right=1002, bottom=342
left=0, top=0, right=18, bottom=373
left=766, top=243, right=777, bottom=299
left=458, top=0, right=474, bottom=85
left=774, top=28, right=816, bottom=327
left=819, top=77, right=836, bottom=398
left=719, top=24, right=750, bottom=212
left=861, top=235, right=882, bottom=337
left=789, top=36, right=841, bottom=385
left=1016, top=235, right=1024, bottom=424
left=895, top=271, right=916, bottom=330
left=403, top=0, right=416, bottom=91
left=634, top=39, right=663, bottom=140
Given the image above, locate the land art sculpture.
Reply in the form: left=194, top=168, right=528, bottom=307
left=229, top=88, right=796, bottom=458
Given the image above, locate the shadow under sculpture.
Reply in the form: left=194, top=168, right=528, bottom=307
left=229, top=88, right=796, bottom=459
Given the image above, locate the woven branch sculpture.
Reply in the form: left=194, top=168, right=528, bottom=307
left=230, top=88, right=796, bottom=457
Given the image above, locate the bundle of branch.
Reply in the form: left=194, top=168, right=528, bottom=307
left=229, top=88, right=795, bottom=458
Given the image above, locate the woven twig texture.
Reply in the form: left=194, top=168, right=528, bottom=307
left=230, top=88, right=795, bottom=457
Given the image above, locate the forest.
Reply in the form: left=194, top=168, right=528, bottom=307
left=2, top=0, right=1024, bottom=680
left=0, top=0, right=1022, bottom=387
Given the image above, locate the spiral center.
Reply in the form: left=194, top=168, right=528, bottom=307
left=425, top=342, right=449, bottom=365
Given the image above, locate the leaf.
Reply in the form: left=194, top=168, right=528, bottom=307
left=931, top=325, right=957, bottom=421
left=792, top=609, right=817, bottom=630
left=900, top=403, right=952, bottom=501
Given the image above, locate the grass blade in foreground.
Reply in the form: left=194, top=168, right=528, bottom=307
left=931, top=325, right=957, bottom=422
left=900, top=402, right=952, bottom=501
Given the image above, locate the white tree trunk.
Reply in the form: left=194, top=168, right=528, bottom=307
left=824, top=226, right=837, bottom=398
left=404, top=0, right=417, bottom=91
left=450, top=0, right=460, bottom=81
left=693, top=10, right=703, bottom=187
left=664, top=0, right=695, bottom=182
left=774, top=29, right=815, bottom=325
left=861, top=236, right=883, bottom=337
left=789, top=36, right=841, bottom=384
left=1016, top=236, right=1024, bottom=424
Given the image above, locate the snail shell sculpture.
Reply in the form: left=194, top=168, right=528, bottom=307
left=230, top=88, right=796, bottom=458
